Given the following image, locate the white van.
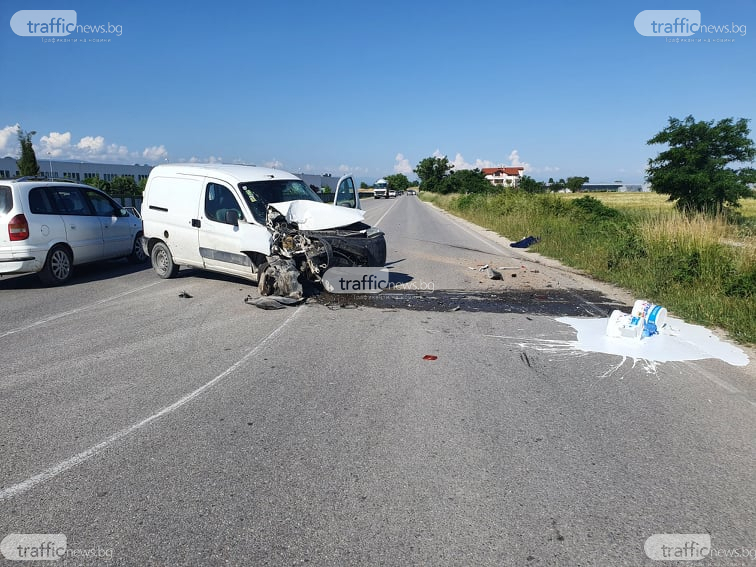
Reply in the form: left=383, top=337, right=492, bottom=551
left=141, top=164, right=386, bottom=296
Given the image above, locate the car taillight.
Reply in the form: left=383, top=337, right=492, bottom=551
left=8, top=214, right=30, bottom=241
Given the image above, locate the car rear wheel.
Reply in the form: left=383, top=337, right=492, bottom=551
left=151, top=241, right=179, bottom=279
left=39, top=245, right=73, bottom=286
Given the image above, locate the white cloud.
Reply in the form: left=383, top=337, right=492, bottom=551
left=394, top=153, right=412, bottom=175
left=426, top=149, right=499, bottom=171
left=76, top=135, right=105, bottom=153
left=39, top=131, right=72, bottom=157
left=0, top=124, right=170, bottom=165
left=142, top=145, right=168, bottom=162
left=508, top=149, right=531, bottom=172
left=450, top=152, right=496, bottom=171
left=264, top=159, right=284, bottom=169
left=0, top=124, right=20, bottom=156
left=186, top=155, right=223, bottom=164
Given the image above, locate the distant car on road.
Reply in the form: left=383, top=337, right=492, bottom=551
left=388, top=190, right=397, bottom=198
left=0, top=177, right=146, bottom=285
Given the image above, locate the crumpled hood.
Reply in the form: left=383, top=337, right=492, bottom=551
left=268, top=200, right=365, bottom=230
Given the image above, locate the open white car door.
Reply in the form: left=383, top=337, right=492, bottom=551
left=333, top=175, right=361, bottom=210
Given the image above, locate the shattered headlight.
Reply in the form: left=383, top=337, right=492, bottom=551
left=366, top=227, right=382, bottom=238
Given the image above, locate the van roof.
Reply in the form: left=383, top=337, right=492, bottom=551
left=149, top=163, right=300, bottom=184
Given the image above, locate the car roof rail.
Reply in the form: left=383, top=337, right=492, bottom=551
left=14, top=176, right=77, bottom=183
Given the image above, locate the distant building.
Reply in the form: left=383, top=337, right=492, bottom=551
left=0, top=156, right=153, bottom=182
left=580, top=182, right=643, bottom=192
left=481, top=166, right=525, bottom=187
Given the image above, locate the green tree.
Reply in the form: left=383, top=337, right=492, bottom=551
left=384, top=173, right=410, bottom=192
left=360, top=181, right=369, bottom=190
left=519, top=174, right=546, bottom=194
left=414, top=156, right=453, bottom=192
left=110, top=175, right=138, bottom=196
left=16, top=127, right=40, bottom=176
left=83, top=176, right=107, bottom=189
left=548, top=178, right=566, bottom=192
left=566, top=176, right=590, bottom=192
left=439, top=168, right=491, bottom=194
left=647, top=115, right=756, bottom=214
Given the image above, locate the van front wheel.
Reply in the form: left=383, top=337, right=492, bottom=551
left=151, top=242, right=179, bottom=279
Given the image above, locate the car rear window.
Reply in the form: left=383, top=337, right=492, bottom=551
left=0, top=185, right=11, bottom=215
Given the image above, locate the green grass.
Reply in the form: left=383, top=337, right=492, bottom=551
left=421, top=190, right=756, bottom=344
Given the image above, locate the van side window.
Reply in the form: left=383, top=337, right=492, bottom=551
left=205, top=183, right=243, bottom=225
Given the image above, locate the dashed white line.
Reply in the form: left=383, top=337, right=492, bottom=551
left=0, top=306, right=303, bottom=501
left=0, top=281, right=163, bottom=340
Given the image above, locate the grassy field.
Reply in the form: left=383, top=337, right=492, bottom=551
left=421, top=190, right=756, bottom=344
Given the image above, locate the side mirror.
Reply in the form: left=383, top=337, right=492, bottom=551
left=225, top=210, right=240, bottom=225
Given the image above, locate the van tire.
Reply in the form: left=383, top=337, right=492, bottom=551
left=151, top=242, right=179, bottom=279
left=39, top=245, right=73, bottom=286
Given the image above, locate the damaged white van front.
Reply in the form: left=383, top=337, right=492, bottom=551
left=141, top=164, right=386, bottom=297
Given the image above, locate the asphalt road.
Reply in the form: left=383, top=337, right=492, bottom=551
left=1, top=196, right=754, bottom=566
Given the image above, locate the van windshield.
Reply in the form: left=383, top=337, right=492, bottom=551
left=238, top=179, right=322, bottom=223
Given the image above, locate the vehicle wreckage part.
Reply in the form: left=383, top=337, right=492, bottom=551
left=258, top=257, right=304, bottom=298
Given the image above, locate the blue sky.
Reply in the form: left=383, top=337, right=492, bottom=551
left=1, top=1, right=754, bottom=184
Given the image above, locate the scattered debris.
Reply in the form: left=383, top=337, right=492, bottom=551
left=510, top=236, right=541, bottom=248
left=606, top=300, right=668, bottom=339
left=483, top=266, right=502, bottom=280
left=423, top=355, right=438, bottom=361
left=244, top=294, right=304, bottom=310
left=258, top=257, right=304, bottom=299
left=511, top=273, right=517, bottom=278
left=178, top=290, right=192, bottom=298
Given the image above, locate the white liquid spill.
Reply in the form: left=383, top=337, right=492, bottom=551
left=556, top=316, right=749, bottom=367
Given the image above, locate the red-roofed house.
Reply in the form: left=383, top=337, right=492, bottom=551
left=481, top=166, right=525, bottom=187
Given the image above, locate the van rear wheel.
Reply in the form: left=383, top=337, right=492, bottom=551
left=151, top=242, right=179, bottom=279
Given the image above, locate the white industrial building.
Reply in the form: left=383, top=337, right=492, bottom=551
left=0, top=156, right=153, bottom=182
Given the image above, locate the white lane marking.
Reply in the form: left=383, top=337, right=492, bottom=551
left=425, top=203, right=508, bottom=255
left=373, top=197, right=402, bottom=228
left=0, top=306, right=303, bottom=501
left=0, top=281, right=162, bottom=340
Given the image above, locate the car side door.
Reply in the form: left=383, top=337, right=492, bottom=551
left=83, top=188, right=135, bottom=258
left=50, top=186, right=104, bottom=263
left=197, top=181, right=256, bottom=276
left=334, top=175, right=361, bottom=209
